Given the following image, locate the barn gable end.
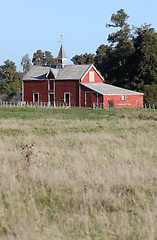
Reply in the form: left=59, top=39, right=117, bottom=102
left=81, top=65, right=103, bottom=83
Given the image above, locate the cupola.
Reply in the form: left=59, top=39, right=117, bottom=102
left=57, top=44, right=67, bottom=68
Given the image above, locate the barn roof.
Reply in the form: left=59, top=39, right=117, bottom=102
left=23, top=66, right=58, bottom=80
left=56, top=65, right=91, bottom=80
left=23, top=64, right=92, bottom=81
left=81, top=83, right=144, bottom=95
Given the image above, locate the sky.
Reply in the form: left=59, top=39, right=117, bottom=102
left=1, top=0, right=157, bottom=71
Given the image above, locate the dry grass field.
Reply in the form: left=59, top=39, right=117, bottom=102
left=0, top=107, right=157, bottom=240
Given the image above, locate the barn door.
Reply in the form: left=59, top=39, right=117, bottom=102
left=49, top=93, right=54, bottom=106
left=85, top=92, right=92, bottom=107
left=33, top=93, right=39, bottom=104
left=64, top=92, right=70, bottom=106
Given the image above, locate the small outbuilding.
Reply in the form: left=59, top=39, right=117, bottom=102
left=22, top=45, right=143, bottom=108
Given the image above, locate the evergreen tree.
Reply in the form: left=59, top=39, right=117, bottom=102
left=44, top=51, right=57, bottom=65
left=94, top=44, right=113, bottom=80
left=130, top=25, right=157, bottom=90
left=21, top=54, right=32, bottom=75
left=144, top=84, right=157, bottom=105
left=32, top=50, right=57, bottom=66
left=105, top=9, right=134, bottom=87
left=71, top=53, right=95, bottom=65
left=32, top=50, right=45, bottom=65
left=0, top=60, right=22, bottom=95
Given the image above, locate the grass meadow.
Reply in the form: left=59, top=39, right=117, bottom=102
left=0, top=107, right=157, bottom=240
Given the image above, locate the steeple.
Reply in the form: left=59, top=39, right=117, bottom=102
left=57, top=44, right=67, bottom=68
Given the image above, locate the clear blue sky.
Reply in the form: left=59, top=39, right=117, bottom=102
left=1, top=0, right=157, bottom=71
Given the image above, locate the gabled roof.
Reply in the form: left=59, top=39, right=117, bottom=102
left=23, top=66, right=59, bottom=80
left=23, top=64, right=92, bottom=81
left=56, top=65, right=91, bottom=80
left=57, top=45, right=67, bottom=59
left=80, top=64, right=104, bottom=82
left=81, top=83, right=144, bottom=95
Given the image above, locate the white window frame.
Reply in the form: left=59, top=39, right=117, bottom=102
left=64, top=92, right=70, bottom=104
left=49, top=80, right=53, bottom=91
left=33, top=93, right=39, bottom=104
left=89, top=71, right=95, bottom=82
left=121, top=95, right=126, bottom=101
left=48, top=93, right=54, bottom=103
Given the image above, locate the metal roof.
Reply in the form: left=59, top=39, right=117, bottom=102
left=23, top=66, right=59, bottom=80
left=81, top=83, right=144, bottom=95
left=23, top=64, right=91, bottom=81
left=56, top=65, right=91, bottom=80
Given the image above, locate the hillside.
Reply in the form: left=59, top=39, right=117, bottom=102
left=0, top=107, right=157, bottom=240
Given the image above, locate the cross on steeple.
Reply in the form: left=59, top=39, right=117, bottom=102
left=59, top=35, right=63, bottom=45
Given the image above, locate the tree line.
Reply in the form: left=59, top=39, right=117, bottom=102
left=72, top=9, right=157, bottom=105
left=0, top=50, right=57, bottom=96
left=0, top=9, right=157, bottom=104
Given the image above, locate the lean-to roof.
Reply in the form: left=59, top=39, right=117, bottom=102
left=81, top=83, right=144, bottom=95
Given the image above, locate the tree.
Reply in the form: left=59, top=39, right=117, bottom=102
left=44, top=51, right=57, bottom=65
left=32, top=50, right=57, bottom=66
left=144, top=84, right=157, bottom=105
left=71, top=53, right=95, bottom=65
left=32, top=50, right=45, bottom=65
left=94, top=44, right=113, bottom=80
left=130, top=25, right=157, bottom=90
left=1, top=59, right=17, bottom=72
left=21, top=54, right=32, bottom=75
left=0, top=60, right=22, bottom=95
left=105, top=9, right=134, bottom=87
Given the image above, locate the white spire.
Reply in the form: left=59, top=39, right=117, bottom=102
left=57, top=35, right=67, bottom=68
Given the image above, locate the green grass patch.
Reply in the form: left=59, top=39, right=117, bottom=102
left=0, top=106, right=156, bottom=121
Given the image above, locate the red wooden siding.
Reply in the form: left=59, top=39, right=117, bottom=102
left=55, top=80, right=79, bottom=106
left=103, top=95, right=143, bottom=108
left=81, top=67, right=103, bottom=83
left=23, top=80, right=48, bottom=103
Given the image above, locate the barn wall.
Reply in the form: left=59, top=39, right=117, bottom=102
left=80, top=85, right=103, bottom=107
left=103, top=95, right=143, bottom=108
left=81, top=67, right=103, bottom=83
left=23, top=80, right=48, bottom=103
left=55, top=80, right=79, bottom=106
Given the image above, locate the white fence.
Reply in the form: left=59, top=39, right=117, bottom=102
left=0, top=100, right=156, bottom=110
left=0, top=101, right=76, bottom=108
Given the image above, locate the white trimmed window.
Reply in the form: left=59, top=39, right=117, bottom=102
left=33, top=93, right=39, bottom=103
left=121, top=95, right=126, bottom=101
left=64, top=92, right=70, bottom=106
left=89, top=71, right=95, bottom=82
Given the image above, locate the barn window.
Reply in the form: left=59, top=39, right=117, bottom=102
left=121, top=95, right=126, bottom=101
left=33, top=93, right=39, bottom=103
left=49, top=80, right=53, bottom=90
left=89, top=71, right=95, bottom=82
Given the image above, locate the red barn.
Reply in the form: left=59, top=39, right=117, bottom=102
left=22, top=45, right=143, bottom=108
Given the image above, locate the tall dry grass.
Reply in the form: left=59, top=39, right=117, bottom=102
left=0, top=116, right=157, bottom=239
